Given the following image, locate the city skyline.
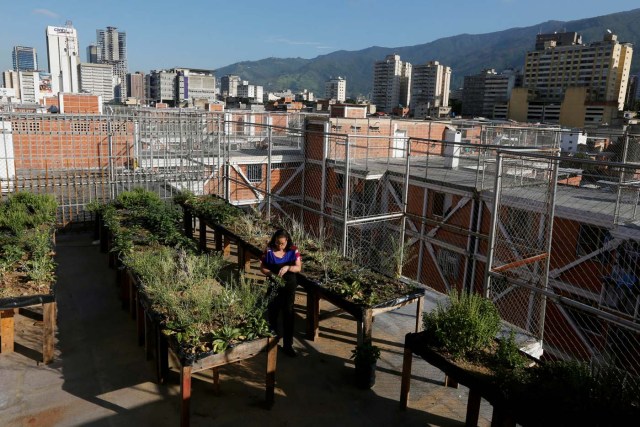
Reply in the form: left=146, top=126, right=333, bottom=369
left=0, top=1, right=638, bottom=75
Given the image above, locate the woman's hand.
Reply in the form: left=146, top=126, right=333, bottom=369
left=278, top=265, right=290, bottom=277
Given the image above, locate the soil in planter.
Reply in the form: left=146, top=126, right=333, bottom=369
left=0, top=270, right=52, bottom=299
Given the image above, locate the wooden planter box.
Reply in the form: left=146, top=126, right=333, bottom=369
left=125, top=269, right=277, bottom=427
left=400, top=332, right=515, bottom=426
left=0, top=294, right=56, bottom=364
left=300, top=276, right=424, bottom=345
left=170, top=335, right=278, bottom=427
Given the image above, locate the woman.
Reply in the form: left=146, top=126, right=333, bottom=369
left=260, top=229, right=302, bottom=357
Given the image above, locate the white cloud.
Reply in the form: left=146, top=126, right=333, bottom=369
left=33, top=9, right=59, bottom=19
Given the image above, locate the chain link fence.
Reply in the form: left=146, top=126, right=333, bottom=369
left=1, top=110, right=639, bottom=376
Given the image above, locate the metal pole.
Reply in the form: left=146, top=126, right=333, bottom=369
left=398, top=137, right=411, bottom=278
left=537, top=149, right=560, bottom=342
left=266, top=125, right=272, bottom=220
left=483, top=152, right=504, bottom=298
left=318, top=123, right=329, bottom=239
left=106, top=107, right=115, bottom=200
left=614, top=131, right=629, bottom=225
left=342, top=135, right=351, bottom=256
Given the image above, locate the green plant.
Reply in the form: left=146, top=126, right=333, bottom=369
left=422, top=290, right=501, bottom=360
left=350, top=342, right=382, bottom=365
left=377, top=235, right=416, bottom=278
left=494, top=330, right=527, bottom=370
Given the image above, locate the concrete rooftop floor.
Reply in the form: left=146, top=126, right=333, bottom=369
left=0, top=232, right=495, bottom=427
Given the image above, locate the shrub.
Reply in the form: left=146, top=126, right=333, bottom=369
left=351, top=342, right=382, bottom=365
left=422, top=290, right=501, bottom=360
left=494, top=330, right=527, bottom=370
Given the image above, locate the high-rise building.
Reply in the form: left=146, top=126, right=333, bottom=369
left=86, top=44, right=98, bottom=63
left=462, top=69, right=517, bottom=119
left=126, top=72, right=145, bottom=102
left=220, top=75, right=241, bottom=97
left=79, top=63, right=114, bottom=102
left=410, top=61, right=451, bottom=117
left=2, top=70, right=40, bottom=102
left=12, top=46, right=38, bottom=71
left=372, top=54, right=411, bottom=113
left=175, top=68, right=216, bottom=106
left=325, top=77, right=346, bottom=102
left=510, top=31, right=633, bottom=126
left=147, top=69, right=177, bottom=105
left=46, top=23, right=80, bottom=94
left=95, top=27, right=128, bottom=102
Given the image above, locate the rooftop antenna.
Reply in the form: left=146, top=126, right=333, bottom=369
left=65, top=20, right=73, bottom=28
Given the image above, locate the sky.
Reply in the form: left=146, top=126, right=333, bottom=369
left=0, top=0, right=638, bottom=74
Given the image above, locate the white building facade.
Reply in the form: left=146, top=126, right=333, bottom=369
left=46, top=24, right=80, bottom=95
left=372, top=54, right=412, bottom=113
left=325, top=77, right=346, bottom=102
left=410, top=61, right=451, bottom=117
left=79, top=63, right=115, bottom=102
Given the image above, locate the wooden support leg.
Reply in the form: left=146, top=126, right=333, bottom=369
left=415, top=296, right=424, bottom=332
left=183, top=210, right=193, bottom=238
left=465, top=388, right=481, bottom=427
left=99, top=224, right=108, bottom=253
left=199, top=217, right=207, bottom=252
left=237, top=246, right=246, bottom=274
left=145, top=312, right=154, bottom=361
left=212, top=367, right=220, bottom=394
left=306, top=290, right=319, bottom=341
left=42, top=303, right=55, bottom=364
left=444, top=375, right=459, bottom=388
left=242, top=248, right=251, bottom=273
left=129, top=283, right=136, bottom=319
left=180, top=365, right=192, bottom=427
left=136, top=296, right=145, bottom=346
left=1, top=309, right=15, bottom=354
left=491, top=405, right=516, bottom=427
left=265, top=336, right=277, bottom=408
left=156, top=326, right=169, bottom=384
left=222, top=236, right=231, bottom=257
left=399, top=336, right=413, bottom=410
left=215, top=230, right=222, bottom=252
left=359, top=310, right=373, bottom=345
left=121, top=270, right=130, bottom=309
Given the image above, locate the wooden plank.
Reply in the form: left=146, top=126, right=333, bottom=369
left=222, top=236, right=231, bottom=257
left=466, top=388, right=481, bottom=427
left=265, top=336, right=277, bottom=408
left=190, top=337, right=270, bottom=372
left=180, top=365, right=192, bottom=427
left=399, top=337, right=413, bottom=410
left=242, top=247, right=252, bottom=273
left=370, top=295, right=421, bottom=317
left=1, top=309, right=15, bottom=354
left=42, top=302, right=55, bottom=364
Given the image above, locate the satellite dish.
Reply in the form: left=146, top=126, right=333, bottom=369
left=606, top=29, right=612, bottom=34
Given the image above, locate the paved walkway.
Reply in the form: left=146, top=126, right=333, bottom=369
left=0, top=232, right=494, bottom=426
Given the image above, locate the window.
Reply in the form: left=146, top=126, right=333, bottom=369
left=432, top=192, right=445, bottom=217
left=437, top=249, right=460, bottom=280
left=576, top=224, right=607, bottom=257
left=247, top=164, right=262, bottom=183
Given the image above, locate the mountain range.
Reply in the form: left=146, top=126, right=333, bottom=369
left=215, top=8, right=640, bottom=99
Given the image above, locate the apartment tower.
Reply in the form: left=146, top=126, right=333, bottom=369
left=510, top=31, right=633, bottom=126
left=325, top=76, right=347, bottom=102
left=95, top=27, right=128, bottom=102
left=372, top=54, right=412, bottom=113
left=410, top=60, right=451, bottom=117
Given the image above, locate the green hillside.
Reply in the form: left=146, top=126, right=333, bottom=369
left=216, top=9, right=640, bottom=98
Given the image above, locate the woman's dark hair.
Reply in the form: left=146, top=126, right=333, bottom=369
left=268, top=229, right=293, bottom=251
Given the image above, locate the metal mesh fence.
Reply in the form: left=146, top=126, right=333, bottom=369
left=1, top=109, right=640, bottom=376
